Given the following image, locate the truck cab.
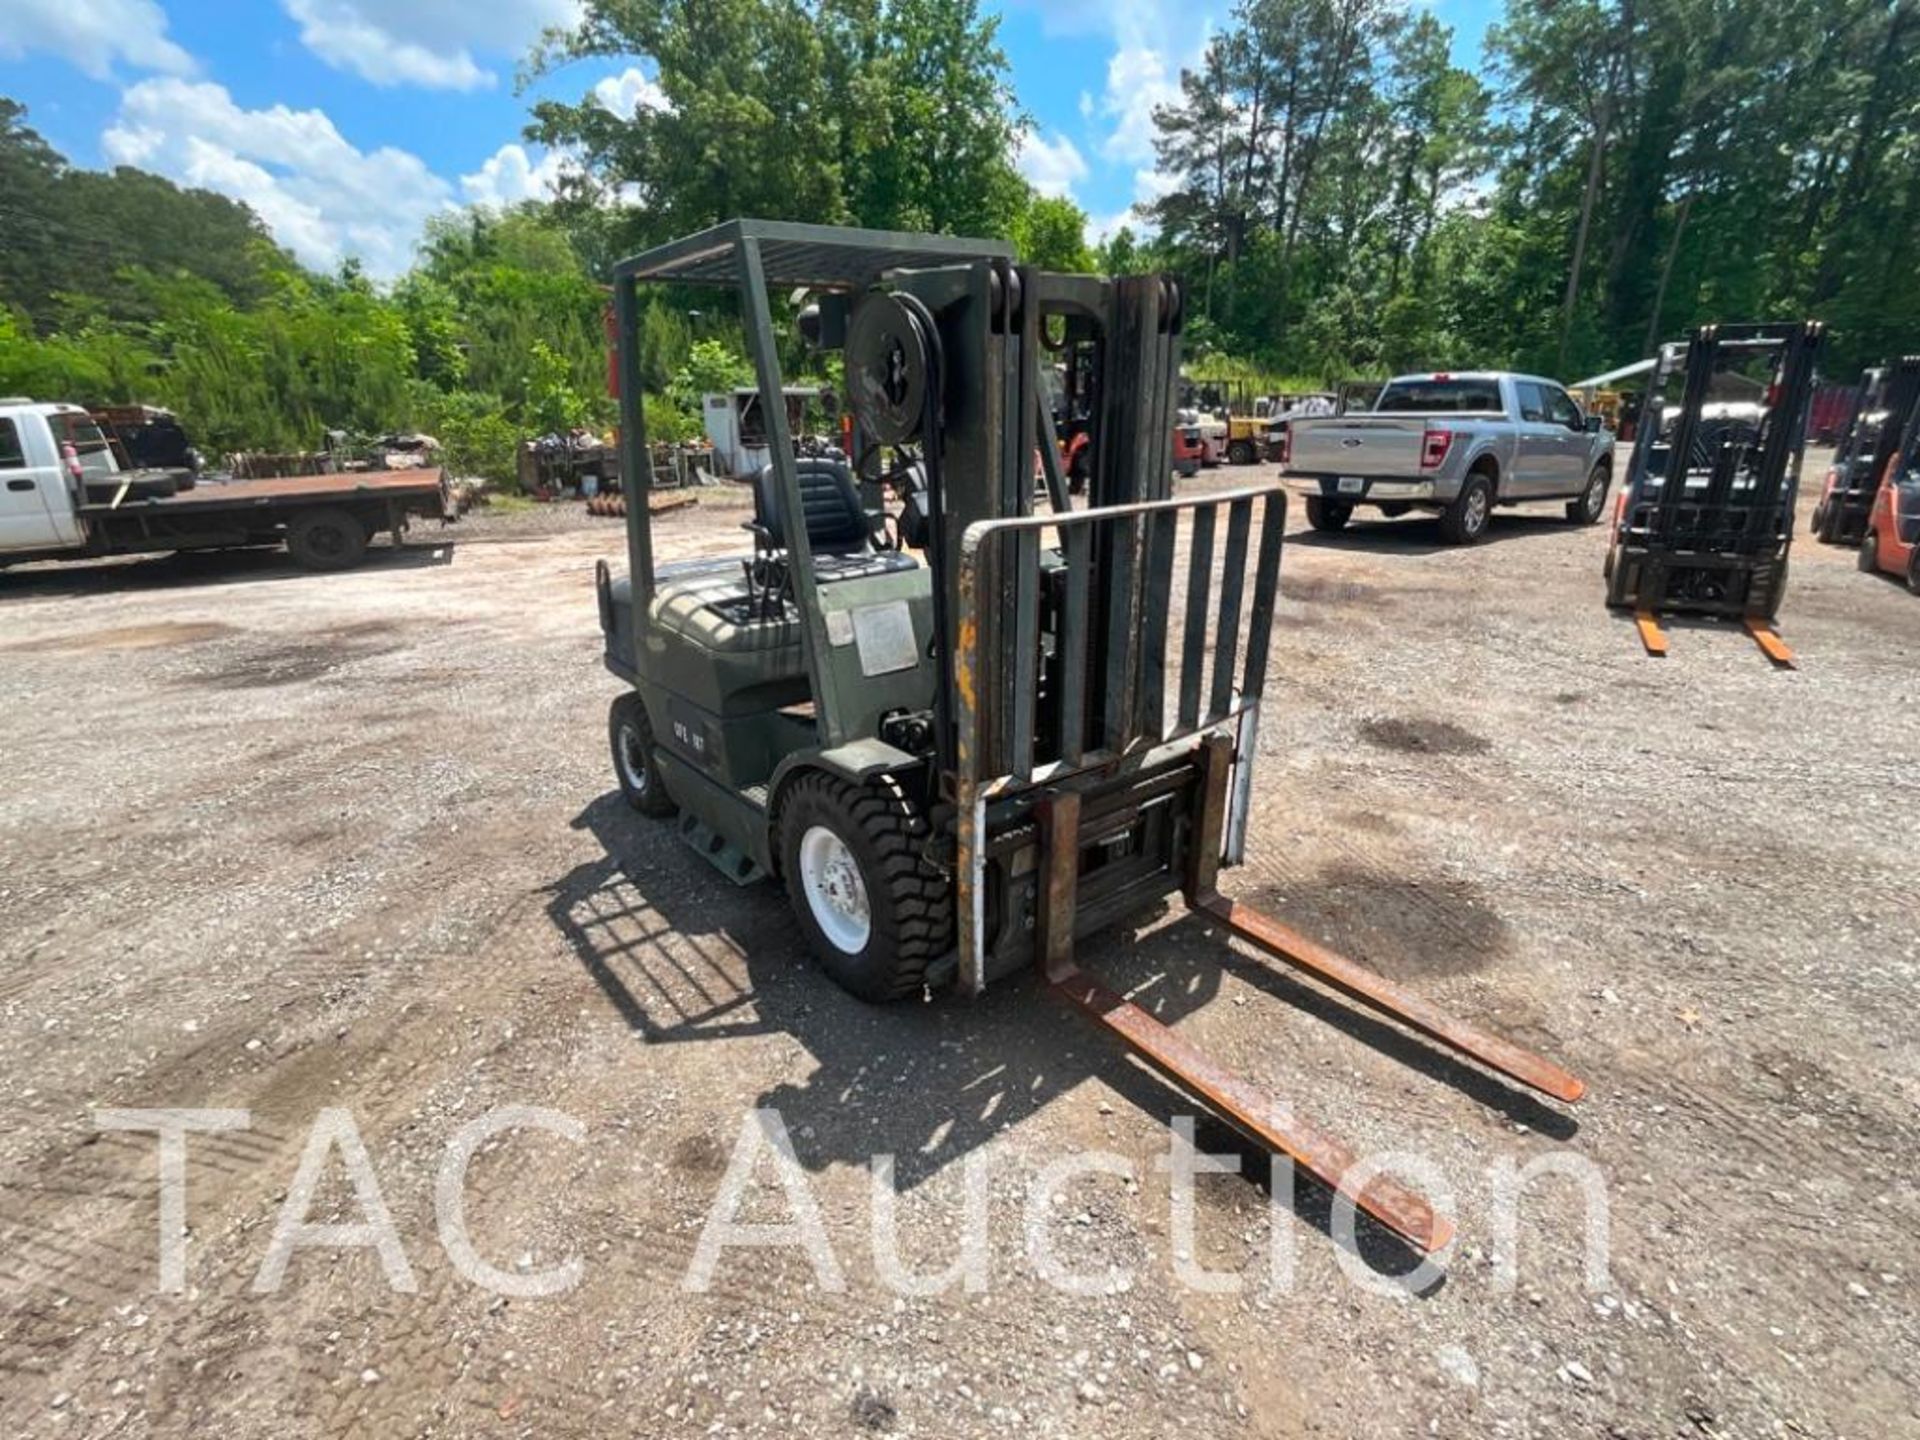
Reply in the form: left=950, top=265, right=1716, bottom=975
left=0, top=400, right=100, bottom=553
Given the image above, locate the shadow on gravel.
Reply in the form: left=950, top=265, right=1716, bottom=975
left=1289, top=510, right=1587, bottom=554
left=546, top=791, right=1596, bottom=1284
left=0, top=538, right=455, bottom=598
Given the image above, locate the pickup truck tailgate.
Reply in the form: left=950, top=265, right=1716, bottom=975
left=1285, top=417, right=1431, bottom=478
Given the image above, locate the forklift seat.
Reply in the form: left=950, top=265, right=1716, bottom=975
left=750, top=460, right=917, bottom=579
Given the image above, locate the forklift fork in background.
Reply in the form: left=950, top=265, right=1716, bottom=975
left=1743, top=617, right=1796, bottom=667
left=1635, top=611, right=1670, bottom=657
left=1631, top=609, right=1797, bottom=668
left=1035, top=741, right=1585, bottom=1258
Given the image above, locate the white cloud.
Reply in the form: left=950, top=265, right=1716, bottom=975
left=1015, top=130, right=1090, bottom=200
left=0, top=0, right=194, bottom=80
left=1133, top=167, right=1180, bottom=205
left=1085, top=211, right=1133, bottom=247
left=102, top=79, right=451, bottom=279
left=1098, top=35, right=1187, bottom=166
left=282, top=0, right=579, bottom=91
left=459, top=143, right=575, bottom=208
left=593, top=66, right=669, bottom=118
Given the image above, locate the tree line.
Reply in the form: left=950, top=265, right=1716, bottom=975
left=1135, top=0, right=1920, bottom=380
left=2, top=0, right=1914, bottom=479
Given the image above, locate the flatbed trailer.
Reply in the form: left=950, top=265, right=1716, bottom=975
left=56, top=470, right=451, bottom=572
left=1, top=400, right=454, bottom=573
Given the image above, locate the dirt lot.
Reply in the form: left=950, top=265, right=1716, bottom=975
left=2, top=461, right=1916, bottom=1440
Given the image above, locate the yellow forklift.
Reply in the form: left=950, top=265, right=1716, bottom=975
left=1186, top=377, right=1266, bottom=464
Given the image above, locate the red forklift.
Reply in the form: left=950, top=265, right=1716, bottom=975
left=1810, top=357, right=1920, bottom=546
left=1055, top=328, right=1205, bottom=487
left=1857, top=404, right=1920, bottom=592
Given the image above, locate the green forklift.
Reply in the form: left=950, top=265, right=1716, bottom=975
left=595, top=219, right=1583, bottom=1255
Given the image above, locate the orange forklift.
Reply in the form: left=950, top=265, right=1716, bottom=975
left=1811, top=357, right=1920, bottom=547
left=1856, top=404, right=1920, bottom=592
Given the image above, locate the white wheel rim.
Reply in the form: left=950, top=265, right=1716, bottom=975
left=1466, top=489, right=1489, bottom=532
left=617, top=722, right=649, bottom=795
left=799, top=824, right=870, bottom=954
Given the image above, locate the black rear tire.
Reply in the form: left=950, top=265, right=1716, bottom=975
left=1859, top=530, right=1879, bottom=573
left=1907, top=548, right=1920, bottom=596
left=1566, top=464, right=1609, bottom=525
left=1439, top=472, right=1495, bottom=545
left=776, top=773, right=952, bottom=1002
left=286, top=506, right=370, bottom=571
left=610, top=693, right=676, bottom=817
left=1304, top=496, right=1352, bottom=532
left=1227, top=439, right=1257, bottom=466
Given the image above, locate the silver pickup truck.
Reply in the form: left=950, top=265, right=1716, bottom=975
left=1281, top=371, right=1615, bottom=544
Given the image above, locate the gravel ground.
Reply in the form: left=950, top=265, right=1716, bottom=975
left=1, top=458, right=1916, bottom=1440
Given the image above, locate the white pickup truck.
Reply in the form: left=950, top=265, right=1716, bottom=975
left=1280, top=371, right=1615, bottom=544
left=0, top=399, right=452, bottom=573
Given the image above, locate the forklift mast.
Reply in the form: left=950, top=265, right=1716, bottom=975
left=1606, top=321, right=1823, bottom=657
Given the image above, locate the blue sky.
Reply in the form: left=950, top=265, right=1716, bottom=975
left=0, top=0, right=1500, bottom=279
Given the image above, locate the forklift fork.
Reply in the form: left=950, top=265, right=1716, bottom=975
left=1743, top=617, right=1796, bottom=668
left=1633, top=609, right=1796, bottom=668
left=1035, top=737, right=1584, bottom=1256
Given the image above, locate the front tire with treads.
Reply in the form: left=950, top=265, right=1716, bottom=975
left=777, top=773, right=953, bottom=1002
left=1567, top=463, right=1609, bottom=524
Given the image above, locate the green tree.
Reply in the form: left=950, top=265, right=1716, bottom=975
left=526, top=0, right=849, bottom=243
left=526, top=0, right=1029, bottom=248
left=1013, top=195, right=1094, bottom=271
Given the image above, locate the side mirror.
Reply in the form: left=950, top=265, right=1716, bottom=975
left=1583, top=414, right=1603, bottom=433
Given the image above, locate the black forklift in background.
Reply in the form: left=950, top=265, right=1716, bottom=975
left=1810, top=356, right=1920, bottom=547
left=1604, top=321, right=1823, bottom=666
left=594, top=219, right=1583, bottom=1256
